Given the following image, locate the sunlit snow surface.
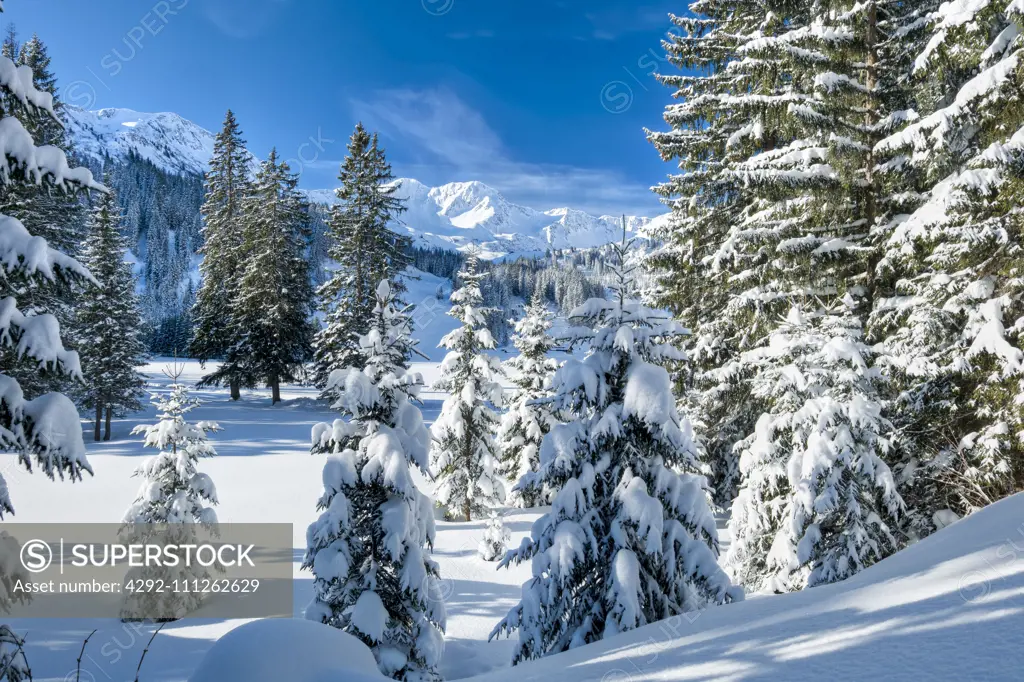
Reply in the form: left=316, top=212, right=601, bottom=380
left=3, top=358, right=1022, bottom=681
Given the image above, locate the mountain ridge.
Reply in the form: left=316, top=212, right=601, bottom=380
left=65, top=106, right=667, bottom=257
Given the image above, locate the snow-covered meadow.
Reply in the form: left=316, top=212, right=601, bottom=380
left=2, top=0, right=1023, bottom=675
left=5, top=356, right=1024, bottom=681
left=3, top=357, right=541, bottom=681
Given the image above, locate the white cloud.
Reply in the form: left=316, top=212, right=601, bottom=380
left=349, top=87, right=662, bottom=217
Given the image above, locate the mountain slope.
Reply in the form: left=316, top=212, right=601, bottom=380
left=384, top=178, right=659, bottom=257
left=65, top=106, right=260, bottom=176
left=65, top=107, right=665, bottom=258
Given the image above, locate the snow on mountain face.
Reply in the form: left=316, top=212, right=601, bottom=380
left=65, top=106, right=257, bottom=176
left=381, top=178, right=662, bottom=258
left=298, top=178, right=663, bottom=258
left=65, top=107, right=665, bottom=257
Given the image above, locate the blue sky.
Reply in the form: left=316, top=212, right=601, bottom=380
left=2, top=0, right=683, bottom=216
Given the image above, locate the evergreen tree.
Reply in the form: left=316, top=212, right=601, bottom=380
left=313, top=123, right=411, bottom=386
left=871, top=0, right=1024, bottom=522
left=497, top=293, right=559, bottom=507
left=726, top=305, right=905, bottom=592
left=122, top=363, right=220, bottom=619
left=124, top=366, right=220, bottom=525
left=201, top=149, right=313, bottom=404
left=478, top=510, right=511, bottom=562
left=0, top=30, right=84, bottom=254
left=491, top=234, right=742, bottom=662
left=1, top=24, right=18, bottom=61
left=431, top=254, right=506, bottom=521
left=191, top=110, right=252, bottom=400
left=0, top=43, right=99, bottom=517
left=0, top=28, right=87, bottom=403
left=645, top=3, right=820, bottom=506
left=645, top=0, right=927, bottom=508
left=304, top=280, right=446, bottom=682
left=0, top=17, right=102, bottom=676
left=74, top=178, right=147, bottom=441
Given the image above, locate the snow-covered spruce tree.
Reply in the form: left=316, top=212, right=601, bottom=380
left=0, top=38, right=99, bottom=514
left=124, top=365, right=220, bottom=525
left=313, top=123, right=411, bottom=386
left=478, top=509, right=510, bottom=562
left=491, top=233, right=742, bottom=663
left=191, top=110, right=252, bottom=401
left=0, top=18, right=103, bottom=672
left=645, top=3, right=823, bottom=506
left=497, top=292, right=559, bottom=507
left=304, top=279, right=446, bottom=682
left=121, top=364, right=220, bottom=620
left=431, top=254, right=506, bottom=522
left=74, top=177, right=147, bottom=441
left=0, top=28, right=88, bottom=403
left=744, top=0, right=946, bottom=541
left=647, top=0, right=933, bottom=507
left=0, top=24, right=17, bottom=61
left=726, top=305, right=905, bottom=592
left=205, top=149, right=313, bottom=404
left=870, top=0, right=1024, bottom=521
left=0, top=29, right=85, bottom=255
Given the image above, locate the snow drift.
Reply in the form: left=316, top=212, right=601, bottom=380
left=188, top=618, right=385, bottom=682
left=483, top=492, right=1024, bottom=681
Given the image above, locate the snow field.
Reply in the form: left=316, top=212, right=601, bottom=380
left=1, top=359, right=535, bottom=681
left=4, top=357, right=1023, bottom=681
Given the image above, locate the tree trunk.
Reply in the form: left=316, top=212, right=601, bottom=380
left=104, top=406, right=112, bottom=441
left=271, top=376, right=281, bottom=405
left=94, top=402, right=102, bottom=442
left=463, top=496, right=472, bottom=523
left=230, top=378, right=240, bottom=401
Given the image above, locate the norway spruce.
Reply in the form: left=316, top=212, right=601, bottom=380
left=305, top=280, right=446, bottom=682
left=191, top=110, right=252, bottom=400
left=645, top=2, right=821, bottom=505
left=124, top=367, right=220, bottom=525
left=871, top=0, right=1024, bottom=521
left=0, top=28, right=87, bottom=403
left=497, top=293, right=559, bottom=507
left=313, top=124, right=411, bottom=386
left=0, top=30, right=85, bottom=255
left=725, top=305, right=904, bottom=591
left=207, top=149, right=313, bottom=404
left=431, top=254, right=506, bottom=521
left=74, top=179, right=147, bottom=441
left=0, top=34, right=100, bottom=519
left=122, top=364, right=220, bottom=619
left=0, top=13, right=104, bottom=671
left=491, top=234, right=742, bottom=663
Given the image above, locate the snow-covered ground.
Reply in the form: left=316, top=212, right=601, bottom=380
left=2, top=359, right=537, bottom=681
left=486, top=493, right=1024, bottom=681
left=3, top=358, right=1023, bottom=681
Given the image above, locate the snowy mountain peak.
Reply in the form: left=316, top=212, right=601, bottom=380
left=373, top=178, right=661, bottom=257
left=65, top=106, right=258, bottom=177
left=65, top=107, right=666, bottom=258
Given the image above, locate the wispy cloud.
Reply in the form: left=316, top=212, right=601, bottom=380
left=349, top=88, right=661, bottom=217
left=201, top=0, right=292, bottom=39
